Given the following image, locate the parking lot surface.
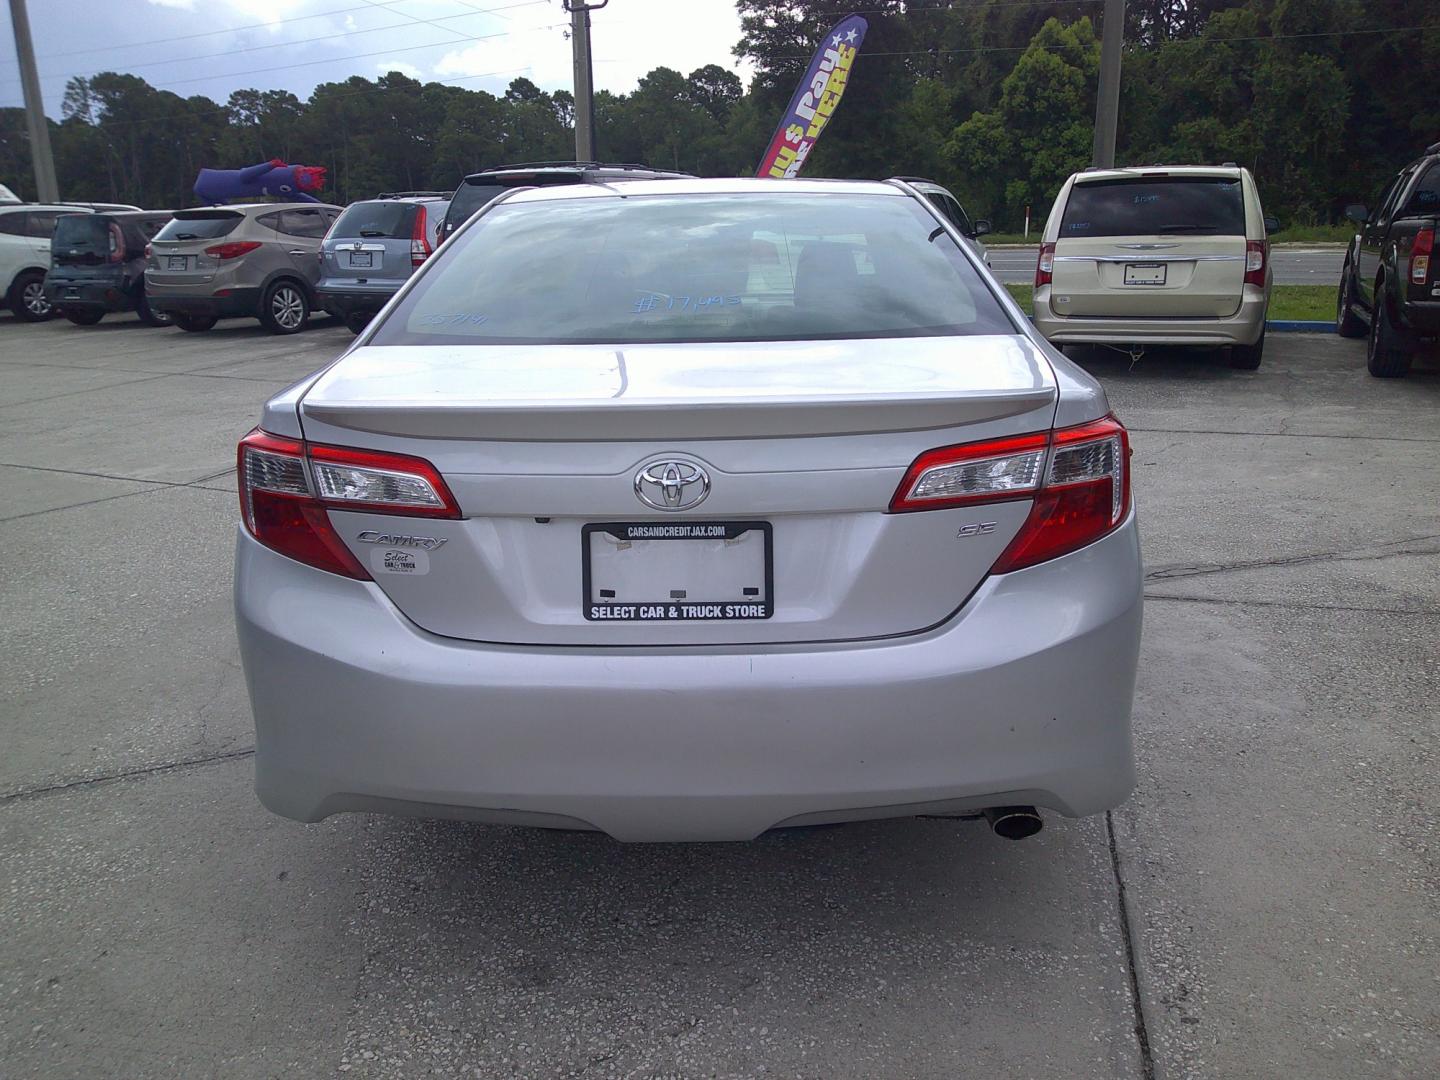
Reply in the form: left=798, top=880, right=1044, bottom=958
left=1, top=313, right=1436, bottom=1079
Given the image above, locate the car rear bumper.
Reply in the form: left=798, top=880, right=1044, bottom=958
left=316, top=280, right=402, bottom=317
left=236, top=513, right=1142, bottom=842
left=145, top=284, right=260, bottom=319
left=1033, top=285, right=1267, bottom=346
left=43, top=278, right=134, bottom=311
left=1399, top=296, right=1440, bottom=337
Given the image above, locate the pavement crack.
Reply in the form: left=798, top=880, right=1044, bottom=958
left=0, top=748, right=255, bottom=805
left=1127, top=425, right=1439, bottom=444
left=1106, top=811, right=1157, bottom=1080
left=1145, top=535, right=1440, bottom=582
left=1144, top=593, right=1440, bottom=617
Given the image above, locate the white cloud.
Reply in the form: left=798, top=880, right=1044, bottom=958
left=377, top=61, right=424, bottom=80
left=433, top=0, right=749, bottom=95
left=146, top=0, right=195, bottom=9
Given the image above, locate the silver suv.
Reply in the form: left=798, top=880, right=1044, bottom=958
left=317, top=192, right=451, bottom=335
left=440, top=162, right=692, bottom=238
left=145, top=202, right=341, bottom=334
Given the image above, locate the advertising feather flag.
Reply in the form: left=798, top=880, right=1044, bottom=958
left=755, top=14, right=868, bottom=179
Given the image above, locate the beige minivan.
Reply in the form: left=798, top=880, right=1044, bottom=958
left=1032, top=165, right=1275, bottom=369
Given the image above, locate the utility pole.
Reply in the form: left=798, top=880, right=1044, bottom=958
left=1092, top=0, right=1125, bottom=169
left=8, top=0, right=59, bottom=201
left=564, top=0, right=606, bottom=162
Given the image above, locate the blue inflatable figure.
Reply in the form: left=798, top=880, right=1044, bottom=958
left=193, top=159, right=327, bottom=204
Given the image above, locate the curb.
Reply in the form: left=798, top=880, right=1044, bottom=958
left=1266, top=320, right=1333, bottom=333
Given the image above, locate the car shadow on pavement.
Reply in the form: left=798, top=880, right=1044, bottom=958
left=326, top=812, right=1139, bottom=1075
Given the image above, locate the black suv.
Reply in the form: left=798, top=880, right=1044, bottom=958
left=441, top=161, right=692, bottom=238
left=1337, top=142, right=1440, bottom=376
left=45, top=211, right=174, bottom=326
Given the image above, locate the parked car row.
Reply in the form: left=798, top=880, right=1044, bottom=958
left=9, top=150, right=1434, bottom=375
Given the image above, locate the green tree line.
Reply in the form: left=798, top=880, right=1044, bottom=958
left=1, top=1, right=1434, bottom=229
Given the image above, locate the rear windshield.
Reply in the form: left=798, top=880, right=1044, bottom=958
left=444, top=183, right=510, bottom=230
left=52, top=215, right=111, bottom=247
left=329, top=201, right=416, bottom=239
left=1401, top=162, right=1440, bottom=217
left=155, top=213, right=241, bottom=241
left=1061, top=177, right=1246, bottom=238
left=373, top=192, right=1014, bottom=345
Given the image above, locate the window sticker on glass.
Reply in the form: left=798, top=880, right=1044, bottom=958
left=631, top=293, right=742, bottom=314
left=419, top=313, right=488, bottom=326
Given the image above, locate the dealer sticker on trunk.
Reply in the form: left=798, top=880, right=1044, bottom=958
left=371, top=548, right=429, bottom=575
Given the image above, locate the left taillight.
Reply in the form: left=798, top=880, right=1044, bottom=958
left=1035, top=242, right=1055, bottom=287
left=890, top=416, right=1131, bottom=573
left=237, top=429, right=460, bottom=579
left=1244, top=239, right=1267, bottom=288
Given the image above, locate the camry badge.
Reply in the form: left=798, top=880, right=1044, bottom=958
left=356, top=531, right=448, bottom=551
left=634, top=459, right=710, bottom=512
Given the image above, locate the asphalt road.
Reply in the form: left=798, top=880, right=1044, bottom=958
left=988, top=245, right=1346, bottom=286
left=2, top=311, right=1437, bottom=1079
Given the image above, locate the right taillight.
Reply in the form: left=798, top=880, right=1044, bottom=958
left=1244, top=239, right=1267, bottom=288
left=410, top=204, right=431, bottom=267
left=890, top=416, right=1131, bottom=573
left=237, top=429, right=460, bottom=580
left=1035, top=242, right=1055, bottom=287
left=1410, top=226, right=1433, bottom=285
left=108, top=222, right=125, bottom=264
left=205, top=240, right=262, bottom=260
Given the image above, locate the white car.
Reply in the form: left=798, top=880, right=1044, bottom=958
left=1, top=203, right=92, bottom=321
left=234, top=178, right=1142, bottom=844
left=1031, top=165, right=1275, bottom=369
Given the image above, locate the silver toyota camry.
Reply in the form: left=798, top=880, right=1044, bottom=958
left=234, top=178, right=1142, bottom=843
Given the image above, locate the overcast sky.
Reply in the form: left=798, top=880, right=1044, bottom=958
left=0, top=0, right=752, bottom=116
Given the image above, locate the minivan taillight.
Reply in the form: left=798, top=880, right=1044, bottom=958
left=1244, top=239, right=1267, bottom=288
left=205, top=241, right=262, bottom=260
left=890, top=416, right=1130, bottom=573
left=1035, top=242, right=1055, bottom=287
left=237, top=429, right=461, bottom=579
left=411, top=205, right=431, bottom=266
left=108, top=222, right=125, bottom=264
left=1410, top=226, right=1434, bottom=285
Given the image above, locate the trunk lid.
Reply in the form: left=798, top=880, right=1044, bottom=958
left=299, top=336, right=1059, bottom=646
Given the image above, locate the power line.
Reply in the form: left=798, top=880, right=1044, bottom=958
left=765, top=21, right=1438, bottom=60
left=0, top=1, right=549, bottom=88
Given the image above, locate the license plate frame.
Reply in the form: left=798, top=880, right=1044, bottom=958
left=582, top=520, right=773, bottom=622
left=349, top=251, right=373, bottom=268
left=1124, top=262, right=1167, bottom=286
left=166, top=255, right=188, bottom=271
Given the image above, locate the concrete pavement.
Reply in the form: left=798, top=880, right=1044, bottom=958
left=987, top=245, right=1346, bottom=286
left=1, top=311, right=1436, bottom=1078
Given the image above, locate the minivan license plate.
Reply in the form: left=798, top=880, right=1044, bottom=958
left=349, top=251, right=373, bottom=268
left=583, top=521, right=772, bottom=621
left=167, top=256, right=187, bottom=271
left=1124, top=262, right=1166, bottom=285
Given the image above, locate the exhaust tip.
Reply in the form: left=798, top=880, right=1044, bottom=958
left=983, top=805, right=1043, bottom=841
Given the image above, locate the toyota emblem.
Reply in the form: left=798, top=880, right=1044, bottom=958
left=634, top=459, right=710, bottom=512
